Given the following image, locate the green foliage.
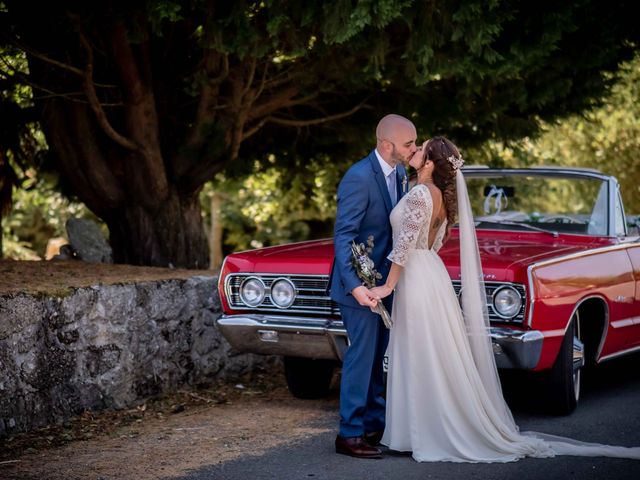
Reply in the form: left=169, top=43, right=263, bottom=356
left=147, top=0, right=184, bottom=35
left=1, top=1, right=639, bottom=264
left=2, top=174, right=91, bottom=259
left=1, top=44, right=46, bottom=257
left=466, top=54, right=640, bottom=214
left=201, top=152, right=342, bottom=253
left=4, top=0, right=633, bottom=153
left=321, top=0, right=412, bottom=44
left=210, top=52, right=640, bottom=251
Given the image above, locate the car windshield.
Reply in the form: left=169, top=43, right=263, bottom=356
left=463, top=171, right=608, bottom=236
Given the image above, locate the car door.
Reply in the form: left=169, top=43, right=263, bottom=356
left=624, top=243, right=640, bottom=348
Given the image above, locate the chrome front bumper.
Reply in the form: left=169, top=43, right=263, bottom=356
left=490, top=327, right=544, bottom=369
left=216, top=314, right=348, bottom=361
left=216, top=314, right=543, bottom=369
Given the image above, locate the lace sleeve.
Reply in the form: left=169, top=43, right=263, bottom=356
left=387, top=185, right=432, bottom=266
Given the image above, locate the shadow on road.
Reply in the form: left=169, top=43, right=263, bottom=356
left=175, top=354, right=640, bottom=480
left=500, top=352, right=640, bottom=415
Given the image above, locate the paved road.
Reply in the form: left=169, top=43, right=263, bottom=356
left=178, top=354, right=640, bottom=480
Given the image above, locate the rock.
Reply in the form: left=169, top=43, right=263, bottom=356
left=52, top=244, right=78, bottom=261
left=65, top=218, right=113, bottom=263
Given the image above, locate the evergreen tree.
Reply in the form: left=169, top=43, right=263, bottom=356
left=1, top=1, right=637, bottom=266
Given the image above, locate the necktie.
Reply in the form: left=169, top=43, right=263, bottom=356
left=388, top=170, right=397, bottom=208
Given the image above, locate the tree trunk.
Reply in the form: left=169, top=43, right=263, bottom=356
left=40, top=100, right=209, bottom=269
left=208, top=191, right=223, bottom=271
left=106, top=188, right=209, bottom=269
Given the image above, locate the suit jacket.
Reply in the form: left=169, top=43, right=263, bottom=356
left=328, top=150, right=407, bottom=309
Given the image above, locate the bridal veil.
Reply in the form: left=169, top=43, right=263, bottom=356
left=456, top=168, right=640, bottom=459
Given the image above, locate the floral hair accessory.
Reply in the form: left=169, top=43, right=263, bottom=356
left=447, top=154, right=464, bottom=170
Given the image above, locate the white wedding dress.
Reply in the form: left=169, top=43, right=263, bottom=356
left=381, top=181, right=640, bottom=463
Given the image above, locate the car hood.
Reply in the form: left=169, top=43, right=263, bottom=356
left=224, top=232, right=614, bottom=282
left=438, top=232, right=611, bottom=282
left=223, top=239, right=335, bottom=275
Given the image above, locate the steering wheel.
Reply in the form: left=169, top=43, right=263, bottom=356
left=540, top=215, right=582, bottom=224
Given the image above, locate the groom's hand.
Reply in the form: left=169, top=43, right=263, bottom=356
left=370, top=285, right=393, bottom=301
left=352, top=285, right=377, bottom=308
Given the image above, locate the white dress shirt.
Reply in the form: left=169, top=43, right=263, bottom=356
left=375, top=149, right=397, bottom=207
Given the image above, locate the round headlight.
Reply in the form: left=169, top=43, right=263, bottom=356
left=492, top=286, right=522, bottom=318
left=457, top=287, right=491, bottom=308
left=270, top=278, right=296, bottom=308
left=239, top=277, right=266, bottom=307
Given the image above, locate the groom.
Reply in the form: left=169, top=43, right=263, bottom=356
left=329, top=114, right=416, bottom=458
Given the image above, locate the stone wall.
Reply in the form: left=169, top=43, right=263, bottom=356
left=0, top=276, right=272, bottom=437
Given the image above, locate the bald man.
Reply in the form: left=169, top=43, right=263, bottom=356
left=329, top=114, right=417, bottom=458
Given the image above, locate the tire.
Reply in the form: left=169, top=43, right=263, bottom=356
left=545, top=318, right=584, bottom=414
left=283, top=356, right=335, bottom=399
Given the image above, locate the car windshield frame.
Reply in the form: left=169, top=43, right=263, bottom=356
left=459, top=167, right=617, bottom=237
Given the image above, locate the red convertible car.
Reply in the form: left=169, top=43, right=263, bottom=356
left=217, top=167, right=640, bottom=414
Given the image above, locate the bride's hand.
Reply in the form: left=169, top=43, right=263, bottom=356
left=370, top=285, right=393, bottom=301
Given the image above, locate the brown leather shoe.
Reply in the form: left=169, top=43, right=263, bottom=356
left=364, top=430, right=384, bottom=446
left=335, top=435, right=382, bottom=459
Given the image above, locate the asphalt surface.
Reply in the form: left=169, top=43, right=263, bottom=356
left=178, top=354, right=640, bottom=480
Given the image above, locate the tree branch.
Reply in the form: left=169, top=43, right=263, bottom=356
left=3, top=34, right=116, bottom=88
left=16, top=41, right=84, bottom=75
left=107, top=20, right=169, bottom=204
left=241, top=92, right=317, bottom=141
left=208, top=52, right=229, bottom=86
left=241, top=55, right=257, bottom=99
left=241, top=116, right=270, bottom=141
left=263, top=67, right=306, bottom=90
left=186, top=50, right=229, bottom=149
left=195, top=0, right=229, bottom=126
left=42, top=100, right=125, bottom=215
left=243, top=98, right=370, bottom=140
left=252, top=61, right=269, bottom=102
left=247, top=85, right=299, bottom=120
left=77, top=27, right=140, bottom=152
left=245, top=90, right=318, bottom=123
left=0, top=59, right=92, bottom=104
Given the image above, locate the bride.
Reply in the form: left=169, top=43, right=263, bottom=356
left=369, top=136, right=640, bottom=463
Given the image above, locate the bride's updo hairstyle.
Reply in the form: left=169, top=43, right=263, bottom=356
left=422, top=136, right=460, bottom=228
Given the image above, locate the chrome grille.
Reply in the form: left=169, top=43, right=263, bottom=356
left=225, top=273, right=525, bottom=323
left=225, top=274, right=340, bottom=316
left=451, top=280, right=526, bottom=323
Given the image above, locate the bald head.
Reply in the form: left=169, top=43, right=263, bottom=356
left=376, top=114, right=414, bottom=142
left=375, top=114, right=417, bottom=166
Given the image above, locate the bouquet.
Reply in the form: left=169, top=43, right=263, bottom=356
left=351, top=236, right=393, bottom=328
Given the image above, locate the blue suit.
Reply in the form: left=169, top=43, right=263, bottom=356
left=328, top=150, right=407, bottom=438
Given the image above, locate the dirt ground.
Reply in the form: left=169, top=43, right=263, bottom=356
left=0, top=259, right=214, bottom=295
left=0, top=364, right=339, bottom=480
left=0, top=260, right=337, bottom=479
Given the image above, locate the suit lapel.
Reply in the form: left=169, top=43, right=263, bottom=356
left=369, top=152, right=393, bottom=213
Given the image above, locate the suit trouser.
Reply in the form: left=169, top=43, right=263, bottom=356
left=338, top=303, right=389, bottom=438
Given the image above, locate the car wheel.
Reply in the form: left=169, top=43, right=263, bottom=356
left=546, top=317, right=585, bottom=414
left=283, top=356, right=335, bottom=399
